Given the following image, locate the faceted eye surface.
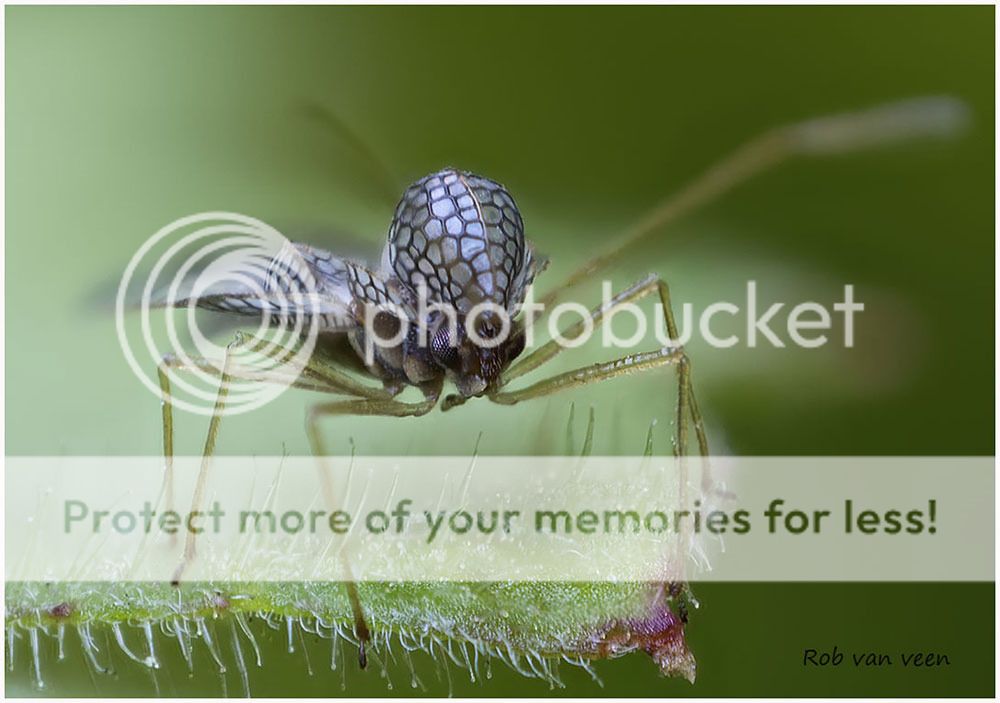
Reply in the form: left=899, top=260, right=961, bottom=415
left=387, top=168, right=526, bottom=314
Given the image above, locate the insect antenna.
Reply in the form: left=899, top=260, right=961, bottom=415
left=538, top=96, right=969, bottom=307
left=301, top=100, right=401, bottom=208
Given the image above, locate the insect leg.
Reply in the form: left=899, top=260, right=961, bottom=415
left=156, top=362, right=176, bottom=544
left=305, top=382, right=443, bottom=671
left=306, top=390, right=441, bottom=456
left=501, top=274, right=710, bottom=464
left=169, top=337, right=238, bottom=585
left=650, top=277, right=711, bottom=461
left=490, top=346, right=687, bottom=434
left=504, top=275, right=662, bottom=384
left=488, top=340, right=700, bottom=607
left=159, top=336, right=389, bottom=398
left=440, top=277, right=670, bottom=413
left=158, top=344, right=293, bottom=550
left=159, top=332, right=387, bottom=579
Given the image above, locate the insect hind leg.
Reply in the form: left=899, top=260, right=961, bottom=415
left=158, top=329, right=388, bottom=584
left=167, top=337, right=239, bottom=585
left=156, top=361, right=176, bottom=542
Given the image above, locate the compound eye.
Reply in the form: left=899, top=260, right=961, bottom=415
left=430, top=324, right=459, bottom=368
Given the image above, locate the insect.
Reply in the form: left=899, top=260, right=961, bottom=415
left=154, top=96, right=965, bottom=668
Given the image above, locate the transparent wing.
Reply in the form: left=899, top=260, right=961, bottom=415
left=94, top=221, right=384, bottom=321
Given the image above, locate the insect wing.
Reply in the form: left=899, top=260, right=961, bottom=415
left=155, top=243, right=363, bottom=333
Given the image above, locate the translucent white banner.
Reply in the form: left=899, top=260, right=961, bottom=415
left=4, top=456, right=993, bottom=582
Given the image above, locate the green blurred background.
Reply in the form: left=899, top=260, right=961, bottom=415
left=6, top=5, right=993, bottom=697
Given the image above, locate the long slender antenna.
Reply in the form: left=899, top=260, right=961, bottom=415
left=539, top=96, right=969, bottom=306
left=303, top=101, right=402, bottom=207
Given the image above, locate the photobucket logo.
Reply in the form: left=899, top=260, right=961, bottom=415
left=357, top=280, right=865, bottom=364
left=580, top=281, right=866, bottom=350
left=116, top=212, right=321, bottom=415
left=356, top=294, right=515, bottom=366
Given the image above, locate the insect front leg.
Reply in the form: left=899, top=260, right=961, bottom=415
left=487, top=276, right=711, bottom=617
left=495, top=274, right=710, bottom=463
left=490, top=345, right=689, bottom=441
